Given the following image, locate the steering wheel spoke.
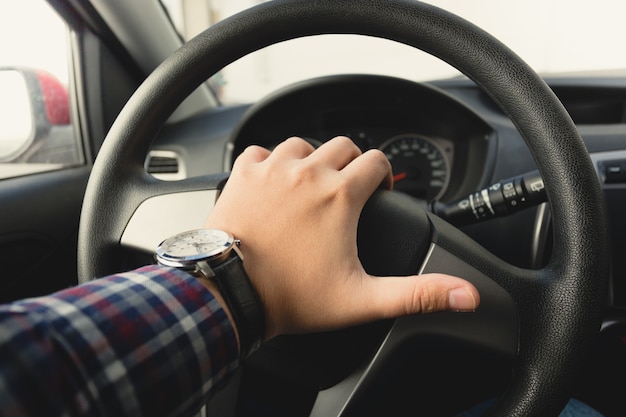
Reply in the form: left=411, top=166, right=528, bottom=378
left=358, top=191, right=518, bottom=358
left=310, top=242, right=518, bottom=416
left=120, top=187, right=222, bottom=255
left=79, top=172, right=228, bottom=276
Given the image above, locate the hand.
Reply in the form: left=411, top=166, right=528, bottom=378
left=205, top=136, right=479, bottom=340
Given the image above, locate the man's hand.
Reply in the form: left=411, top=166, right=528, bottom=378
left=205, top=136, right=479, bottom=340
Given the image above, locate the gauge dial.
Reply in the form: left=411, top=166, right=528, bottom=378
left=380, top=134, right=450, bottom=201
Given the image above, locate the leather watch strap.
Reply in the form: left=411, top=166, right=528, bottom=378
left=211, top=252, right=265, bottom=359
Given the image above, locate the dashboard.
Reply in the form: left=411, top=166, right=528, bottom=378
left=152, top=73, right=626, bottom=306
left=226, top=74, right=493, bottom=204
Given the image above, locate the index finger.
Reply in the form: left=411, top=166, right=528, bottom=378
left=341, top=149, right=393, bottom=204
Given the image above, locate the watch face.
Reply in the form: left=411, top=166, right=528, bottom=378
left=156, top=229, right=234, bottom=266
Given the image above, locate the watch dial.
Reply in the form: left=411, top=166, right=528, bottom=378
left=159, top=229, right=233, bottom=260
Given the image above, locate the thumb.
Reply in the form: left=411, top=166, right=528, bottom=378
left=362, top=273, right=480, bottom=320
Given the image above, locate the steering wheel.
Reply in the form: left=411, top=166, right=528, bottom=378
left=77, top=1, right=610, bottom=415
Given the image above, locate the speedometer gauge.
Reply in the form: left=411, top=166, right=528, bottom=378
left=380, top=134, right=450, bottom=201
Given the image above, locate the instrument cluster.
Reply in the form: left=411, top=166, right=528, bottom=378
left=270, top=132, right=453, bottom=202
left=228, top=74, right=492, bottom=204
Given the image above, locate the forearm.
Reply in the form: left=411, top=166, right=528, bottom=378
left=0, top=265, right=239, bottom=416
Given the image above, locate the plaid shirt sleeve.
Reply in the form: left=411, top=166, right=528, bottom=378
left=0, top=265, right=240, bottom=417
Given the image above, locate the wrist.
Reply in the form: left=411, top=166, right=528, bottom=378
left=156, top=228, right=265, bottom=360
left=209, top=252, right=265, bottom=359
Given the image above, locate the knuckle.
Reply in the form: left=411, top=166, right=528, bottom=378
left=332, top=135, right=361, bottom=153
left=289, top=162, right=316, bottom=186
left=235, top=145, right=268, bottom=165
left=286, top=136, right=314, bottom=152
left=334, top=135, right=355, bottom=146
left=409, top=286, right=438, bottom=314
left=367, top=149, right=392, bottom=169
left=284, top=136, right=305, bottom=145
left=335, top=176, right=358, bottom=200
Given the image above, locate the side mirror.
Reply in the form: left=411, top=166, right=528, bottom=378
left=0, top=67, right=70, bottom=162
left=0, top=69, right=35, bottom=160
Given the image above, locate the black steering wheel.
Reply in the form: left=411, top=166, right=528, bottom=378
left=77, top=1, right=610, bottom=416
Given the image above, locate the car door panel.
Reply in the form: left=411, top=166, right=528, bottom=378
left=0, top=167, right=90, bottom=302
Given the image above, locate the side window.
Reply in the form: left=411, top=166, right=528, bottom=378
left=0, top=0, right=83, bottom=180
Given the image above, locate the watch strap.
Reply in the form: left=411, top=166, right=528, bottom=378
left=211, top=252, right=265, bottom=360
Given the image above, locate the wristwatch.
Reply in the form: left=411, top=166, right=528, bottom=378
left=155, top=228, right=265, bottom=359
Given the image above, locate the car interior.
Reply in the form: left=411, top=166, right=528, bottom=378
left=1, top=1, right=625, bottom=416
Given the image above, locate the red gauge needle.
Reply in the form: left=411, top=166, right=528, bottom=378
left=393, top=172, right=407, bottom=182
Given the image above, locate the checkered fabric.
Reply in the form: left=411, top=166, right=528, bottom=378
left=0, top=265, right=238, bottom=416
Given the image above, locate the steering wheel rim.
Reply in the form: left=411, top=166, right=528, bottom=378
left=78, top=1, right=610, bottom=415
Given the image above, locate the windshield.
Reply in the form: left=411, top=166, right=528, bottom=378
left=161, top=0, right=626, bottom=104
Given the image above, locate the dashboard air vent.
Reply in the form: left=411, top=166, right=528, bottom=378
left=145, top=150, right=186, bottom=180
